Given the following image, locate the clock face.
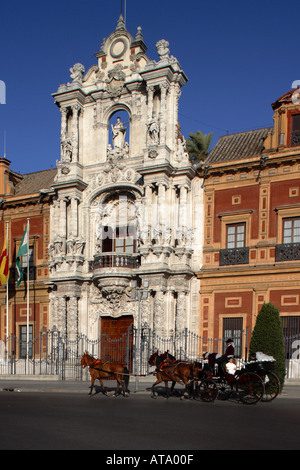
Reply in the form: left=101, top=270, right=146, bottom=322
left=110, top=38, right=127, bottom=58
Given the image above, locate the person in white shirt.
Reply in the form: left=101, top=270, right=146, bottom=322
left=226, top=357, right=237, bottom=375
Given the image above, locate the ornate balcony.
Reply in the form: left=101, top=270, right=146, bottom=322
left=275, top=243, right=300, bottom=262
left=91, top=252, right=140, bottom=292
left=219, top=247, right=249, bottom=266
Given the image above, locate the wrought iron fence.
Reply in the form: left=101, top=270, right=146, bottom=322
left=0, top=327, right=298, bottom=380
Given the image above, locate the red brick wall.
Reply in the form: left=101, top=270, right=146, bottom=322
left=214, top=291, right=253, bottom=337
left=213, top=185, right=260, bottom=243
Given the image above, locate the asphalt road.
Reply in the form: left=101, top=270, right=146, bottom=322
left=0, top=388, right=299, bottom=452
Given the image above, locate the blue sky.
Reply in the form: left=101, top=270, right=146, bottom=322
left=0, top=0, right=299, bottom=174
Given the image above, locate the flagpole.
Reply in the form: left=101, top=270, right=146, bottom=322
left=6, top=221, right=9, bottom=373
left=26, top=218, right=30, bottom=374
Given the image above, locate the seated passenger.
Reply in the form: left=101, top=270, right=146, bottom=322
left=216, top=338, right=235, bottom=375
left=226, top=357, right=237, bottom=375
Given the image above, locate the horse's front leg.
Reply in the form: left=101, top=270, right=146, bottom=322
left=120, top=375, right=129, bottom=397
left=114, top=376, right=122, bottom=397
left=170, top=380, right=176, bottom=395
left=182, top=379, right=193, bottom=399
left=151, top=376, right=162, bottom=398
left=97, top=377, right=108, bottom=396
left=164, top=380, right=170, bottom=398
left=89, top=376, right=95, bottom=396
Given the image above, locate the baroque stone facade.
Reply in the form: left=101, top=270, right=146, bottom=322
left=48, top=15, right=203, bottom=341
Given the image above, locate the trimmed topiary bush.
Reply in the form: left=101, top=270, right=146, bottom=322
left=249, top=302, right=286, bottom=389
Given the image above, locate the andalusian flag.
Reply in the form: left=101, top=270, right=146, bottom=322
left=0, top=236, right=9, bottom=286
left=16, top=225, right=28, bottom=287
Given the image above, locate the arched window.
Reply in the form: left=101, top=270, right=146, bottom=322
left=96, top=192, right=138, bottom=255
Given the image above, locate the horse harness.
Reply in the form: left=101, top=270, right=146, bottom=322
left=89, top=361, right=126, bottom=377
left=158, top=360, right=193, bottom=383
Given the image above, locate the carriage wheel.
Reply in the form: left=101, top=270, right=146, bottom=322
left=262, top=372, right=280, bottom=402
left=237, top=372, right=264, bottom=405
left=196, top=379, right=219, bottom=402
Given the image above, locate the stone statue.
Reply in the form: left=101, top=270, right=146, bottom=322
left=156, top=39, right=170, bottom=60
left=61, top=136, right=72, bottom=162
left=147, top=118, right=159, bottom=145
left=111, top=117, right=126, bottom=150
left=69, top=63, right=85, bottom=84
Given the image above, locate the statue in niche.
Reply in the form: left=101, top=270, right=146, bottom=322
left=147, top=116, right=159, bottom=146
left=111, top=117, right=126, bottom=150
left=61, top=136, right=72, bottom=162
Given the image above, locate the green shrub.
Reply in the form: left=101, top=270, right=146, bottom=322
left=249, top=302, right=285, bottom=389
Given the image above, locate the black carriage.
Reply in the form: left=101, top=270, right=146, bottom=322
left=243, top=360, right=280, bottom=402
left=195, top=360, right=265, bottom=405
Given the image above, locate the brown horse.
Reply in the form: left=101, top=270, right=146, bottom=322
left=148, top=351, right=201, bottom=398
left=81, top=352, right=130, bottom=397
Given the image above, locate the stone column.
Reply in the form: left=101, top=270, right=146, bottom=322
left=175, top=290, right=187, bottom=333
left=159, top=82, right=168, bottom=145
left=177, top=185, right=189, bottom=243
left=59, top=197, right=68, bottom=240
left=67, top=296, right=78, bottom=343
left=153, top=290, right=166, bottom=335
left=50, top=199, right=60, bottom=239
left=72, top=104, right=80, bottom=162
left=49, top=295, right=57, bottom=330
left=57, top=296, right=67, bottom=335
left=147, top=85, right=155, bottom=121
left=144, top=185, right=153, bottom=243
left=157, top=183, right=166, bottom=230
left=60, top=106, right=68, bottom=138
left=68, top=197, right=79, bottom=238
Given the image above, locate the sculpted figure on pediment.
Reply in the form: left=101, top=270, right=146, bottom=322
left=69, top=63, right=85, bottom=85
left=156, top=40, right=170, bottom=60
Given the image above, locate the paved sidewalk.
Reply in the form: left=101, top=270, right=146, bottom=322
left=0, top=376, right=299, bottom=398
left=0, top=376, right=159, bottom=395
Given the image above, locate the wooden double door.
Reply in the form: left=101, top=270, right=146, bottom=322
left=101, top=316, right=134, bottom=369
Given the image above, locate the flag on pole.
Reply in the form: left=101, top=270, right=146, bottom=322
left=0, top=235, right=9, bottom=286
left=16, top=225, right=28, bottom=287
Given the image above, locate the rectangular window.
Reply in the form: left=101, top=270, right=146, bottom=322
left=283, top=217, right=300, bottom=244
left=101, top=226, right=136, bottom=254
left=22, top=246, right=34, bottom=268
left=292, top=114, right=300, bottom=132
left=226, top=223, right=245, bottom=249
left=291, top=114, right=300, bottom=147
left=223, top=317, right=243, bottom=358
left=20, top=325, right=33, bottom=359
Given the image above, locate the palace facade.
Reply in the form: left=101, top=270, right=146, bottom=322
left=48, top=15, right=203, bottom=342
left=0, top=158, right=55, bottom=356
left=2, top=16, right=300, bottom=365
left=197, top=87, right=300, bottom=358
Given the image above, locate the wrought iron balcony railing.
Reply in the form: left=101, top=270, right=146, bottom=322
left=93, top=253, right=140, bottom=270
left=275, top=243, right=300, bottom=262
left=219, top=247, right=249, bottom=266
